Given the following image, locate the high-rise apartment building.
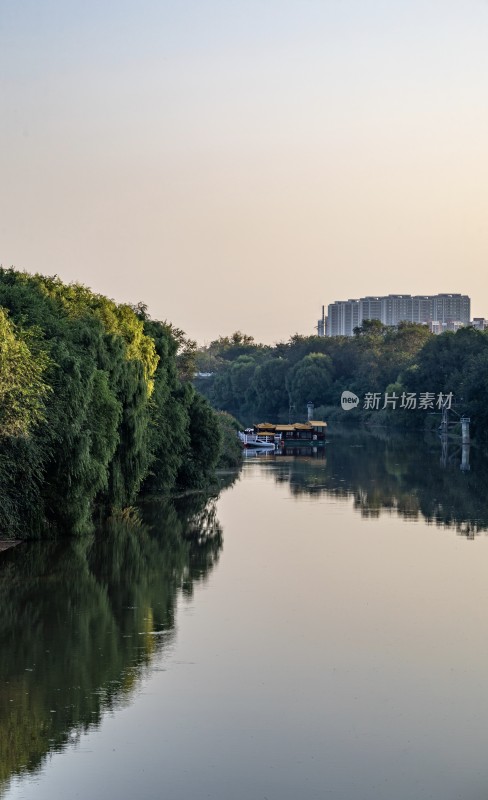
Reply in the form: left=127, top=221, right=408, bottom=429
left=323, top=294, right=471, bottom=337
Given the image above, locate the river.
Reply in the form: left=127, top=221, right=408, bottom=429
left=1, top=431, right=488, bottom=799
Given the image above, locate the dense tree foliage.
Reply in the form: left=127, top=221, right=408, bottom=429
left=401, top=326, right=488, bottom=440
left=286, top=353, right=333, bottom=410
left=0, top=269, right=226, bottom=538
left=194, top=322, right=488, bottom=442
left=0, top=308, right=51, bottom=437
left=194, top=323, right=433, bottom=422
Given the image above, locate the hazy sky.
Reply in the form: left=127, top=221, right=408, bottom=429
left=1, top=0, right=487, bottom=344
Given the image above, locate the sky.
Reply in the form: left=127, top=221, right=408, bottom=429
left=1, top=0, right=487, bottom=345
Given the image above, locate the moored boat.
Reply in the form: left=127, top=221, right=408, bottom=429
left=238, top=420, right=327, bottom=448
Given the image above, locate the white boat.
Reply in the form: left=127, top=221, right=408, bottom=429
left=238, top=430, right=277, bottom=449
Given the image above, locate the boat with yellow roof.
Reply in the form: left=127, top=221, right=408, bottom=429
left=238, top=420, right=327, bottom=448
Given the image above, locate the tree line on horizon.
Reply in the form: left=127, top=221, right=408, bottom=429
left=0, top=269, right=240, bottom=539
left=193, top=322, right=488, bottom=440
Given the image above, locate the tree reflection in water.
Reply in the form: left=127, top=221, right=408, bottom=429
left=2, top=437, right=487, bottom=793
left=0, top=477, right=235, bottom=793
left=259, top=432, right=488, bottom=537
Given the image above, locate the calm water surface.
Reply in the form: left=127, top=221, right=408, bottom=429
left=2, top=433, right=488, bottom=800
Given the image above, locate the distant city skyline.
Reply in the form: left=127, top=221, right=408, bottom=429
left=320, top=294, right=472, bottom=337
left=1, top=1, right=488, bottom=344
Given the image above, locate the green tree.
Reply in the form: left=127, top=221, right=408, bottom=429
left=0, top=269, right=227, bottom=537
left=0, top=308, right=50, bottom=437
left=286, top=353, right=334, bottom=410
left=250, top=358, right=289, bottom=417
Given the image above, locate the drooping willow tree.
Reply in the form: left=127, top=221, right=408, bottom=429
left=0, top=269, right=222, bottom=538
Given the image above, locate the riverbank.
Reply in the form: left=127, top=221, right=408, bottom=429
left=0, top=541, right=21, bottom=553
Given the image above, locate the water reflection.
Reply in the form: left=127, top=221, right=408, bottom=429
left=247, top=432, right=488, bottom=536
left=0, top=484, right=232, bottom=794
